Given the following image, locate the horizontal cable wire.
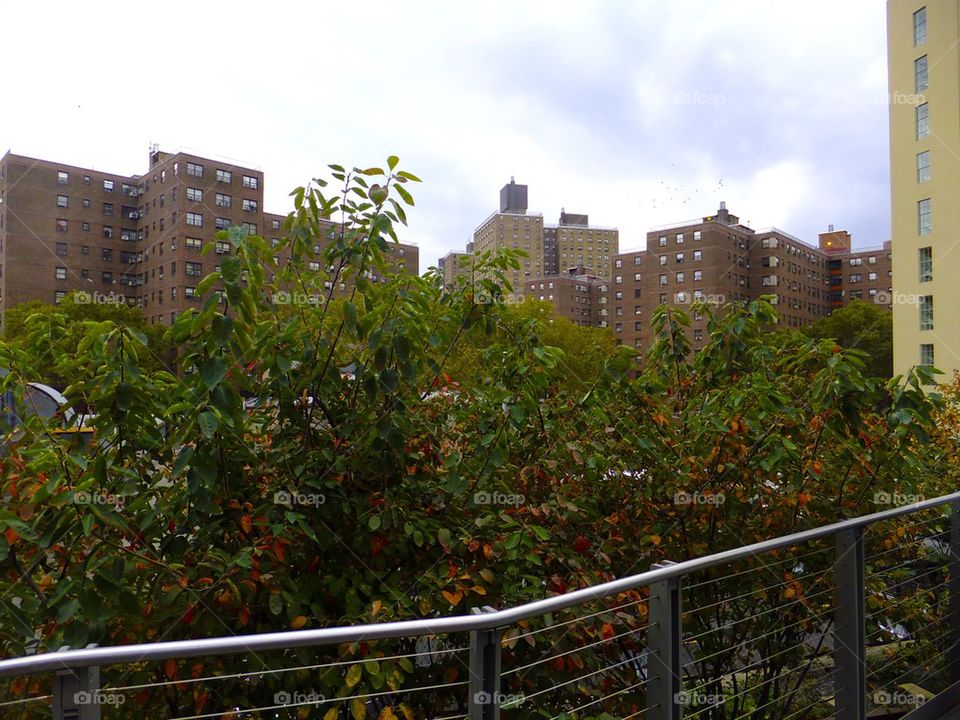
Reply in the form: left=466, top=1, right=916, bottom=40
left=511, top=596, right=652, bottom=641
left=877, top=639, right=957, bottom=691
left=879, top=565, right=945, bottom=595
left=867, top=578, right=950, bottom=618
left=776, top=694, right=835, bottom=720
left=729, top=673, right=827, bottom=720
left=0, top=695, right=51, bottom=708
left=865, top=586, right=951, bottom=643
left=686, top=601, right=832, bottom=647
left=168, top=679, right=470, bottom=720
left=106, top=644, right=470, bottom=692
left=548, top=677, right=649, bottom=720
left=867, top=628, right=955, bottom=679
left=503, top=623, right=649, bottom=677
left=866, top=512, right=949, bottom=539
left=686, top=583, right=835, bottom=638
left=520, top=651, right=650, bottom=703
left=684, top=545, right=835, bottom=590
left=685, top=570, right=835, bottom=620
left=866, top=554, right=947, bottom=581
left=866, top=531, right=949, bottom=562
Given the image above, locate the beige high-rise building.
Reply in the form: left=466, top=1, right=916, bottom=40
left=887, top=1, right=959, bottom=378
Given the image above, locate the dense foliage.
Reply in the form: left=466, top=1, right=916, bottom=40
left=0, top=158, right=953, bottom=718
left=805, top=299, right=894, bottom=379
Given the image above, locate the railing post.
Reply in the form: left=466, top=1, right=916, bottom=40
left=834, top=529, right=865, bottom=720
left=468, top=607, right=502, bottom=720
left=53, top=665, right=101, bottom=720
left=949, top=501, right=960, bottom=682
left=647, top=560, right=682, bottom=720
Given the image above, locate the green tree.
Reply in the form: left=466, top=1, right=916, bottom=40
left=0, top=158, right=949, bottom=719
left=3, top=294, right=171, bottom=386
left=805, top=299, right=893, bottom=378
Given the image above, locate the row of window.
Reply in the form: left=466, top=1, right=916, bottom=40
left=657, top=231, right=703, bottom=247
left=57, top=171, right=135, bottom=196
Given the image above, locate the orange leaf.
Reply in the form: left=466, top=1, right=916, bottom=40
left=4, top=528, right=18, bottom=546
left=441, top=590, right=463, bottom=607
left=240, top=515, right=252, bottom=534
left=239, top=607, right=251, bottom=626
left=601, top=623, right=615, bottom=640
left=165, top=658, right=177, bottom=679
left=290, top=615, right=308, bottom=629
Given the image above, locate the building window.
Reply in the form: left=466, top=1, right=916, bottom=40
left=216, top=193, right=231, bottom=208
left=82, top=198, right=91, bottom=208
left=101, top=271, right=113, bottom=284
left=102, top=248, right=113, bottom=261
left=917, top=150, right=931, bottom=183
left=186, top=236, right=202, bottom=250
left=918, top=198, right=932, bottom=235
left=242, top=222, right=257, bottom=235
left=634, top=273, right=642, bottom=282
left=103, top=179, right=114, bottom=192
left=676, top=253, right=684, bottom=263
left=242, top=198, right=258, bottom=212
left=215, top=240, right=231, bottom=254
left=217, top=169, right=232, bottom=183
left=915, top=55, right=928, bottom=92
left=659, top=255, right=667, bottom=266
left=658, top=236, right=667, bottom=247
left=694, top=270, right=702, bottom=281
left=919, top=295, right=934, bottom=330
left=659, top=274, right=667, bottom=285
left=55, top=266, right=67, bottom=280
left=693, top=250, right=702, bottom=261
left=914, top=7, right=927, bottom=46
left=186, top=261, right=202, bottom=277
left=55, top=291, right=65, bottom=304
left=55, top=242, right=68, bottom=256
left=272, top=219, right=281, bottom=230
left=103, top=226, right=114, bottom=239
left=187, top=162, right=203, bottom=177
left=676, top=233, right=684, bottom=244
left=81, top=245, right=89, bottom=255
left=186, top=212, right=203, bottom=227
left=868, top=272, right=877, bottom=281
left=849, top=257, right=862, bottom=266
left=122, top=183, right=136, bottom=197
left=103, top=202, right=113, bottom=216
left=676, top=272, right=685, bottom=283
left=242, top=175, right=258, bottom=189
left=57, top=171, right=69, bottom=185
left=916, top=103, right=930, bottom=139
left=693, top=231, right=701, bottom=241
left=614, top=275, right=622, bottom=284
left=215, top=217, right=230, bottom=229
left=919, top=246, right=933, bottom=282
left=56, top=218, right=68, bottom=232
left=615, top=258, right=623, bottom=269
left=56, top=194, right=68, bottom=208
left=185, top=286, right=198, bottom=299
left=186, top=187, right=203, bottom=202
left=920, top=343, right=934, bottom=367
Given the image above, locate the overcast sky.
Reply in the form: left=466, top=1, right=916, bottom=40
left=3, top=1, right=890, bottom=267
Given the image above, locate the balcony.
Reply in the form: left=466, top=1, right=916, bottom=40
left=2, top=493, right=960, bottom=719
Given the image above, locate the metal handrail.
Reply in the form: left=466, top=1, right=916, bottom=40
left=1, top=492, right=957, bottom=679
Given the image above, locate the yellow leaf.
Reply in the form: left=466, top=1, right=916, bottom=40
left=472, top=585, right=488, bottom=595
left=351, top=697, right=367, bottom=720
left=345, top=664, right=363, bottom=688
left=378, top=708, right=398, bottom=720
left=479, top=569, right=495, bottom=583
left=290, top=615, right=308, bottom=629
left=371, top=600, right=382, bottom=618
left=398, top=705, right=414, bottom=720
left=323, top=708, right=339, bottom=720
left=649, top=535, right=661, bottom=546
left=441, top=590, right=463, bottom=606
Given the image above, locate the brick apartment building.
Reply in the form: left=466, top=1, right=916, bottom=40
left=443, top=187, right=893, bottom=365
left=0, top=149, right=418, bottom=331
left=469, top=179, right=618, bottom=290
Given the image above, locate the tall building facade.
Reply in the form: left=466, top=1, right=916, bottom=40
left=0, top=149, right=418, bottom=331
left=469, top=180, right=618, bottom=290
left=887, top=1, right=959, bottom=378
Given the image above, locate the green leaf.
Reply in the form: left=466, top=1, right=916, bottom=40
left=346, top=663, right=363, bottom=688
left=115, top=382, right=133, bottom=411
left=198, top=411, right=218, bottom=438
left=368, top=516, right=382, bottom=531
left=393, top=183, right=415, bottom=207
left=269, top=593, right=283, bottom=616
left=212, top=315, right=233, bottom=346
left=505, top=533, right=522, bottom=550
left=387, top=156, right=399, bottom=170
left=201, top=357, right=227, bottom=390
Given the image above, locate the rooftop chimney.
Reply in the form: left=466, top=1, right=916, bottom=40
left=720, top=201, right=727, bottom=211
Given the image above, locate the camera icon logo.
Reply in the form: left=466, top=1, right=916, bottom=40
left=73, top=490, right=91, bottom=505
left=274, top=491, right=292, bottom=505
left=273, top=291, right=291, bottom=305
left=274, top=691, right=292, bottom=705
left=473, top=491, right=492, bottom=505
left=874, top=290, right=891, bottom=305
